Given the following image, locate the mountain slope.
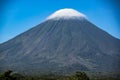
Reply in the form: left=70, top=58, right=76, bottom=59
left=0, top=9, right=120, bottom=74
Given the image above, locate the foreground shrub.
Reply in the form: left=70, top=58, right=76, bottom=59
left=70, top=71, right=89, bottom=80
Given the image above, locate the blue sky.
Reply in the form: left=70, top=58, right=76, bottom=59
left=0, top=0, right=120, bottom=43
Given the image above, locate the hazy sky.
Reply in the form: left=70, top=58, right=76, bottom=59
left=0, top=0, right=120, bottom=43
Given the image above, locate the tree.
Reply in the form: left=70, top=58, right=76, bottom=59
left=0, top=70, right=25, bottom=80
left=0, top=70, right=13, bottom=80
left=71, top=71, right=89, bottom=80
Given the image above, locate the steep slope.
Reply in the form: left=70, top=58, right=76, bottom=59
left=0, top=9, right=120, bottom=74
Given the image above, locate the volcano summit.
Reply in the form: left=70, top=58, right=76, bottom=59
left=47, top=8, right=86, bottom=20
left=0, top=8, right=120, bottom=74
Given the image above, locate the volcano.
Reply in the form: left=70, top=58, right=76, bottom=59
left=0, top=8, right=120, bottom=74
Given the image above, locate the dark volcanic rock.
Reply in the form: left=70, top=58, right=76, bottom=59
left=0, top=9, right=120, bottom=74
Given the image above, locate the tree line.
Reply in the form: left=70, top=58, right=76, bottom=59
left=0, top=70, right=89, bottom=80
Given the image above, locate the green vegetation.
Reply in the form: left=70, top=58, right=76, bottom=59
left=0, top=70, right=120, bottom=80
left=0, top=70, right=24, bottom=80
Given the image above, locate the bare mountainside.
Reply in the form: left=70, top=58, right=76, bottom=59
left=0, top=9, right=120, bottom=74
